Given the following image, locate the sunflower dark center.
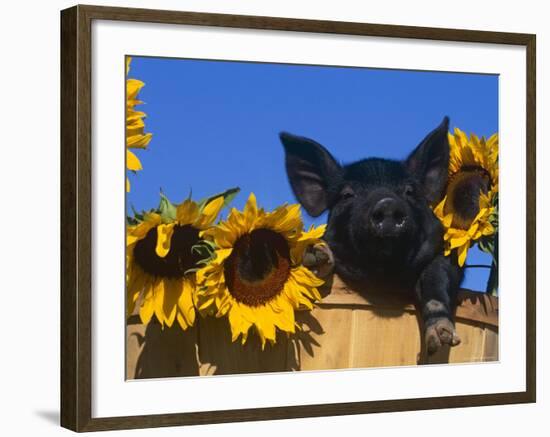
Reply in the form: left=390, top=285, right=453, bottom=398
left=224, top=228, right=291, bottom=307
left=133, top=224, right=201, bottom=278
left=445, top=166, right=492, bottom=230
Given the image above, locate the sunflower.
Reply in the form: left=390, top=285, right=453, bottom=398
left=126, top=56, right=153, bottom=192
left=432, top=128, right=498, bottom=266
left=126, top=195, right=225, bottom=330
left=196, top=193, right=326, bottom=349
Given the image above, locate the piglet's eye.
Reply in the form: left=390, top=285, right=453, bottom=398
left=404, top=185, right=415, bottom=197
left=340, top=187, right=355, bottom=200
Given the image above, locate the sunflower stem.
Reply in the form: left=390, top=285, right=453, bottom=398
left=485, top=262, right=498, bottom=295
left=485, top=232, right=498, bottom=295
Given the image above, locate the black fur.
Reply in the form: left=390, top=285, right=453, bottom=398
left=280, top=117, right=463, bottom=353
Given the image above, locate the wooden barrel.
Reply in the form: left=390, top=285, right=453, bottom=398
left=126, top=275, right=498, bottom=379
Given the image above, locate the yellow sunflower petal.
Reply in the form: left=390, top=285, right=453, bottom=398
left=126, top=78, right=145, bottom=98
left=449, top=234, right=471, bottom=249
left=481, top=222, right=495, bottom=236
left=433, top=197, right=446, bottom=217
left=195, top=196, right=224, bottom=229
left=196, top=263, right=219, bottom=286
left=177, top=278, right=196, bottom=329
left=153, top=279, right=165, bottom=326
left=126, top=149, right=142, bottom=171
left=254, top=307, right=277, bottom=350
left=216, top=293, right=233, bottom=317
left=138, top=284, right=155, bottom=325
left=272, top=297, right=296, bottom=332
left=292, top=265, right=324, bottom=288
left=127, top=266, right=148, bottom=298
left=298, top=224, right=326, bottom=241
left=297, top=294, right=314, bottom=310
left=162, top=279, right=181, bottom=328
left=155, top=223, right=175, bottom=258
left=228, top=305, right=248, bottom=342
left=127, top=132, right=152, bottom=149
left=176, top=199, right=200, bottom=225
left=126, top=213, right=161, bottom=246
left=467, top=222, right=479, bottom=237
left=266, top=204, right=302, bottom=235
left=243, top=193, right=259, bottom=229
left=288, top=271, right=322, bottom=302
left=213, top=248, right=233, bottom=264
left=201, top=225, right=238, bottom=249
left=457, top=242, right=469, bottom=267
left=198, top=295, right=216, bottom=312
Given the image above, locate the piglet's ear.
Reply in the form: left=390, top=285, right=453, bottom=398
left=280, top=132, right=342, bottom=217
left=405, top=117, right=450, bottom=204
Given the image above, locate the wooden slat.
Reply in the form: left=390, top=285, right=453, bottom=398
left=197, top=316, right=291, bottom=376
left=349, top=310, right=421, bottom=368
left=449, top=321, right=486, bottom=363
left=320, top=276, right=498, bottom=327
left=483, top=327, right=499, bottom=362
left=295, top=308, right=353, bottom=370
left=126, top=274, right=499, bottom=377
left=455, top=293, right=499, bottom=327
left=126, top=320, right=199, bottom=379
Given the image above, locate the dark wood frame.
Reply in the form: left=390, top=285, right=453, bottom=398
left=61, top=4, right=536, bottom=432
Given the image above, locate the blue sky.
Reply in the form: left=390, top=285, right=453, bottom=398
left=127, top=56, right=498, bottom=291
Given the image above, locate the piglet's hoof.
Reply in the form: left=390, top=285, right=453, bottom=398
left=302, top=243, right=335, bottom=278
left=425, top=318, right=461, bottom=355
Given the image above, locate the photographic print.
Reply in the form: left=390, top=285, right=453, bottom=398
left=61, top=6, right=535, bottom=431
left=125, top=56, right=499, bottom=379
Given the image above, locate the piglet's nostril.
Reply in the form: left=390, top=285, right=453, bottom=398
left=394, top=211, right=406, bottom=226
left=372, top=210, right=385, bottom=225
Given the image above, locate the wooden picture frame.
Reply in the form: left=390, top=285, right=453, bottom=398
left=60, top=4, right=536, bottom=432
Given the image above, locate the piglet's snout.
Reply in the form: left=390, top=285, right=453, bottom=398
left=368, top=197, right=408, bottom=236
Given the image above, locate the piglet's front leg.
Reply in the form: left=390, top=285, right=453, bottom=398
left=302, top=242, right=335, bottom=279
left=415, top=255, right=462, bottom=354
